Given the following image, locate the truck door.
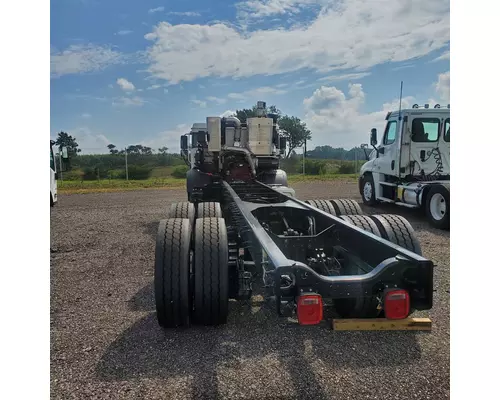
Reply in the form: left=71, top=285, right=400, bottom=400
left=373, top=117, right=399, bottom=176
left=408, top=116, right=443, bottom=177
left=439, top=118, right=450, bottom=173
left=398, top=116, right=411, bottom=177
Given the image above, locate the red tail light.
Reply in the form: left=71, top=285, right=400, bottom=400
left=297, top=294, right=323, bottom=325
left=384, top=289, right=410, bottom=320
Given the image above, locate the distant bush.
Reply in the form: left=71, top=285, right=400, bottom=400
left=82, top=167, right=98, bottom=180
left=63, top=169, right=84, bottom=181
left=338, top=162, right=356, bottom=174
left=172, top=165, right=189, bottom=178
left=127, top=166, right=152, bottom=180
left=280, top=156, right=301, bottom=174
left=106, top=169, right=125, bottom=179
left=304, top=159, right=327, bottom=175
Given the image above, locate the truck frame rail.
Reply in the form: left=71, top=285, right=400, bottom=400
left=222, top=180, right=433, bottom=313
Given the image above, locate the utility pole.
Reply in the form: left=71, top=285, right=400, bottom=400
left=125, top=147, right=129, bottom=181
left=302, top=140, right=307, bottom=175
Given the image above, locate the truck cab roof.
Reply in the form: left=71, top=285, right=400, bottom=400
left=386, top=107, right=450, bottom=120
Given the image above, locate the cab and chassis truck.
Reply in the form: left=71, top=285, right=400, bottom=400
left=154, top=102, right=434, bottom=329
left=359, top=104, right=450, bottom=230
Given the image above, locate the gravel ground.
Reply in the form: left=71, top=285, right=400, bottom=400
left=50, top=181, right=450, bottom=400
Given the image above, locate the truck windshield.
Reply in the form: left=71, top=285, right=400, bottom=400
left=411, top=118, right=440, bottom=143
left=444, top=118, right=450, bottom=142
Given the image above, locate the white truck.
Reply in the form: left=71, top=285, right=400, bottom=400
left=358, top=104, right=450, bottom=229
left=50, top=140, right=58, bottom=207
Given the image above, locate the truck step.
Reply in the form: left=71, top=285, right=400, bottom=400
left=377, top=196, right=396, bottom=203
left=379, top=182, right=398, bottom=187
left=394, top=202, right=419, bottom=209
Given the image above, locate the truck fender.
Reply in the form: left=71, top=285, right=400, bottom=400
left=419, top=183, right=450, bottom=207
left=186, top=168, right=213, bottom=194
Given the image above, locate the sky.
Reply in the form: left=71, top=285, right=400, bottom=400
left=50, top=0, right=450, bottom=154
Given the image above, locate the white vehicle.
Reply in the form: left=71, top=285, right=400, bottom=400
left=50, top=140, right=58, bottom=207
left=180, top=101, right=293, bottom=201
left=359, top=104, right=450, bottom=229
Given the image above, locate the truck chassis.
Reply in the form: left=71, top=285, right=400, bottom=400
left=155, top=178, right=434, bottom=328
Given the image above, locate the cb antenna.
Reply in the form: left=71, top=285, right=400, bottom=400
left=398, top=81, right=403, bottom=120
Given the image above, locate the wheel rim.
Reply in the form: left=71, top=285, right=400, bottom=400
left=363, top=181, right=373, bottom=201
left=429, top=192, right=447, bottom=221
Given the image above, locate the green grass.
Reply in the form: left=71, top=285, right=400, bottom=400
left=287, top=173, right=358, bottom=183
left=150, top=166, right=175, bottom=177
left=58, top=173, right=358, bottom=194
left=58, top=178, right=186, bottom=194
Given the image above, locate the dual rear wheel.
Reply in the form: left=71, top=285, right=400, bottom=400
left=304, top=198, right=363, bottom=216
left=155, top=201, right=229, bottom=328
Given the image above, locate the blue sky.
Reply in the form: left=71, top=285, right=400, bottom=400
left=50, top=0, right=450, bottom=153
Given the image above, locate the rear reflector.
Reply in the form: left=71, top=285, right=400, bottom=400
left=297, top=294, right=323, bottom=325
left=384, top=289, right=410, bottom=320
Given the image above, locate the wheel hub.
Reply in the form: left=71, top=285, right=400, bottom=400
left=429, top=192, right=446, bottom=221
left=363, top=181, right=373, bottom=201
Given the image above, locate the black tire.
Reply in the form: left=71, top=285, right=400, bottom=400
left=197, top=202, right=223, bottom=219
left=339, top=215, right=382, bottom=236
left=192, top=218, right=229, bottom=326
left=305, top=199, right=336, bottom=215
left=360, top=174, right=377, bottom=206
left=154, top=218, right=192, bottom=328
left=50, top=192, right=54, bottom=207
left=369, top=214, right=422, bottom=255
left=168, top=202, right=195, bottom=228
left=425, top=185, right=450, bottom=230
left=330, top=199, right=363, bottom=215
left=335, top=214, right=384, bottom=318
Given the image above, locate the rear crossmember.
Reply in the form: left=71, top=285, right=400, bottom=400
left=154, top=179, right=434, bottom=329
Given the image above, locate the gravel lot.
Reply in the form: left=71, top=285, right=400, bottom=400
left=50, top=181, right=450, bottom=400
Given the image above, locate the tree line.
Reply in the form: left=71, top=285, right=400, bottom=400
left=52, top=102, right=369, bottom=172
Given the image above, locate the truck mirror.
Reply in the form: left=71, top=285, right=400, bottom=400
left=370, top=129, right=378, bottom=146
left=180, top=135, right=188, bottom=151
left=61, top=146, right=69, bottom=159
left=279, top=136, right=287, bottom=154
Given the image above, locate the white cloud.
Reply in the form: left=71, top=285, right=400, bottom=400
left=431, top=50, right=450, bottom=62
left=433, top=71, right=450, bottom=103
left=112, top=96, right=145, bottom=107
left=116, top=78, right=135, bottom=92
left=391, top=64, right=414, bottom=71
left=51, top=44, right=123, bottom=78
left=52, top=127, right=111, bottom=154
left=116, top=30, right=133, bottom=36
left=236, top=0, right=323, bottom=19
left=191, top=99, right=207, bottom=108
left=207, top=96, right=227, bottom=105
left=317, top=72, right=372, bottom=82
left=144, top=1, right=449, bottom=84
left=228, top=86, right=287, bottom=100
left=167, top=11, right=201, bottom=17
left=147, top=84, right=161, bottom=90
left=220, top=110, right=236, bottom=118
left=148, top=6, right=164, bottom=14
left=81, top=113, right=91, bottom=118
left=303, top=83, right=416, bottom=149
left=142, top=124, right=190, bottom=152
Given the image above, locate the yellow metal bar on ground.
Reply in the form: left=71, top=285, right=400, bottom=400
left=332, top=317, right=432, bottom=331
